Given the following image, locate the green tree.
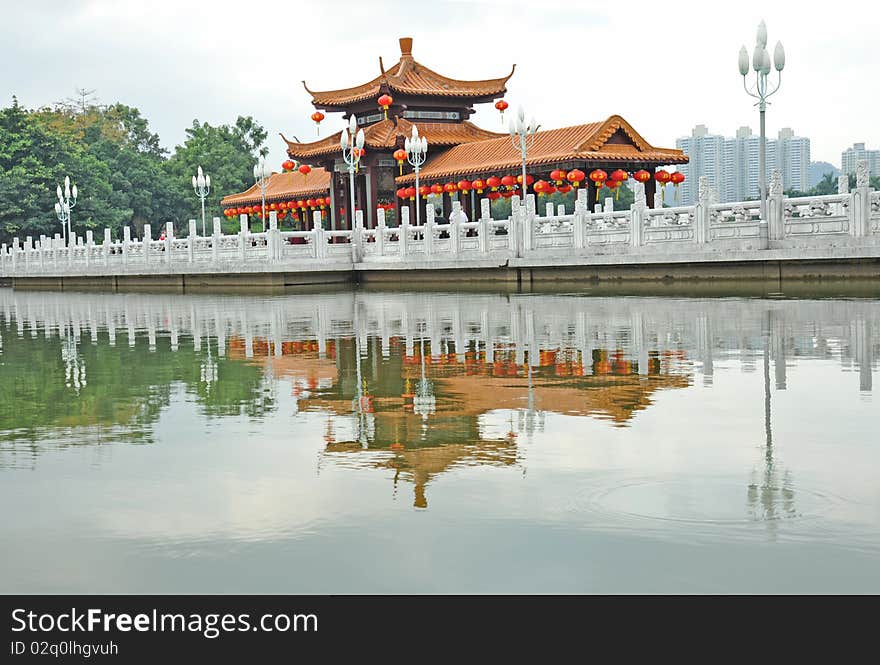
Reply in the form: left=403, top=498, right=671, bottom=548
left=164, top=117, right=267, bottom=231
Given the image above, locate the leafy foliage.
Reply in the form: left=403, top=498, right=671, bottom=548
left=0, top=96, right=266, bottom=244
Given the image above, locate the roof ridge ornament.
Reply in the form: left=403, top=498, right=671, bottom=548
left=399, top=37, right=413, bottom=56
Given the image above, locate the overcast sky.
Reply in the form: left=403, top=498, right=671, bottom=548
left=2, top=0, right=876, bottom=171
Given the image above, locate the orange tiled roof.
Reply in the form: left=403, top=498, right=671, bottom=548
left=220, top=168, right=331, bottom=206
left=304, top=37, right=514, bottom=107
left=283, top=116, right=504, bottom=160
left=396, top=115, right=688, bottom=183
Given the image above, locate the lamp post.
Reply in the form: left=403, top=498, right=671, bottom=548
left=253, top=156, right=271, bottom=232
left=404, top=125, right=428, bottom=226
left=191, top=166, right=211, bottom=236
left=739, top=19, right=785, bottom=221
left=509, top=106, right=538, bottom=200
left=340, top=115, right=365, bottom=230
left=54, top=176, right=77, bottom=246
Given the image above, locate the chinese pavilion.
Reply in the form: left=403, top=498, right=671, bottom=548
left=222, top=37, right=687, bottom=229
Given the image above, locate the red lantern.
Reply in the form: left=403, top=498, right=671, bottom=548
left=605, top=178, right=623, bottom=200
left=457, top=179, right=472, bottom=192
left=533, top=180, right=551, bottom=196
left=633, top=169, right=651, bottom=183
left=377, top=93, right=394, bottom=119
left=419, top=185, right=430, bottom=199
left=610, top=169, right=628, bottom=184
left=281, top=159, right=295, bottom=172
left=297, top=200, right=306, bottom=209
left=298, top=164, right=312, bottom=183
left=516, top=174, right=535, bottom=190
left=393, top=148, right=407, bottom=176
left=486, top=176, right=502, bottom=191
left=547, top=184, right=557, bottom=195
left=494, top=99, right=509, bottom=121
left=670, top=172, right=685, bottom=185
left=550, top=169, right=567, bottom=185
left=404, top=186, right=416, bottom=200
left=487, top=191, right=501, bottom=201
left=396, top=188, right=408, bottom=200
left=589, top=169, right=608, bottom=201
left=269, top=202, right=277, bottom=211
left=287, top=200, right=296, bottom=210
left=430, top=183, right=444, bottom=195
left=324, top=196, right=332, bottom=206
left=566, top=169, right=585, bottom=187
left=502, top=191, right=513, bottom=198
left=471, top=179, right=486, bottom=193
left=654, top=169, right=671, bottom=185
left=306, top=198, right=316, bottom=208
left=310, top=111, right=325, bottom=135
left=558, top=184, right=573, bottom=194
left=501, top=175, right=517, bottom=190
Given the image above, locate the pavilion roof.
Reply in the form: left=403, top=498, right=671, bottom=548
left=303, top=37, right=514, bottom=108
left=282, top=116, right=504, bottom=160
left=220, top=168, right=331, bottom=206
left=395, top=115, right=688, bottom=183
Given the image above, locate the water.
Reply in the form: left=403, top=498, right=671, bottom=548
left=0, top=287, right=878, bottom=594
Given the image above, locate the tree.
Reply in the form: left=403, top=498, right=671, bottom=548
left=163, top=117, right=267, bottom=231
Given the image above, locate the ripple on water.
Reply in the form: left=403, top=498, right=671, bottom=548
left=569, top=475, right=851, bottom=538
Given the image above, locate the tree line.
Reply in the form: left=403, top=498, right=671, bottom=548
left=0, top=95, right=267, bottom=245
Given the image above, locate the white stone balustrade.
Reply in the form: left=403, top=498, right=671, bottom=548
left=2, top=163, right=879, bottom=279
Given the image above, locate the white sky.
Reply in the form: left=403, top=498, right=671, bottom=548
left=2, top=0, right=877, bottom=171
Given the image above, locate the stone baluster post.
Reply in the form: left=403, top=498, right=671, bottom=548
left=268, top=211, right=278, bottom=263
left=141, top=224, right=150, bottom=266
left=400, top=206, right=410, bottom=258
left=1, top=244, right=6, bottom=275
left=767, top=169, right=785, bottom=242
left=630, top=180, right=646, bottom=248
left=165, top=222, right=174, bottom=264
left=545, top=201, right=553, bottom=217
left=188, top=219, right=197, bottom=262
left=313, top=211, right=324, bottom=260
left=239, top=214, right=248, bottom=261
left=103, top=229, right=111, bottom=266
left=523, top=194, right=536, bottom=255
left=38, top=235, right=46, bottom=272
left=479, top=198, right=491, bottom=254
left=573, top=192, right=587, bottom=250
left=425, top=203, right=435, bottom=257
left=52, top=234, right=61, bottom=270
left=11, top=238, right=19, bottom=273
left=376, top=207, right=386, bottom=257
left=212, top=218, right=221, bottom=264
left=85, top=230, right=94, bottom=267
left=851, top=159, right=870, bottom=237
left=352, top=209, right=364, bottom=262
left=450, top=201, right=462, bottom=257
left=836, top=173, right=850, bottom=218
left=694, top=176, right=711, bottom=244
left=508, top=195, right=521, bottom=255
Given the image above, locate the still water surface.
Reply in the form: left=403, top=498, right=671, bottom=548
left=1, top=287, right=878, bottom=593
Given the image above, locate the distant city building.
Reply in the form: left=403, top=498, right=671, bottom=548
left=676, top=125, right=810, bottom=204
left=841, top=142, right=880, bottom=177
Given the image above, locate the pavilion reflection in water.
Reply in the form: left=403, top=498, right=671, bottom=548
left=1, top=290, right=877, bottom=511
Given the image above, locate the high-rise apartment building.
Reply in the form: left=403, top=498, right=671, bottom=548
left=675, top=125, right=810, bottom=204
left=841, top=143, right=880, bottom=177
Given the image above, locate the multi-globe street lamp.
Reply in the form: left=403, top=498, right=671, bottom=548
left=738, top=19, right=785, bottom=221
left=509, top=106, right=538, bottom=199
left=191, top=166, right=211, bottom=236
left=340, top=116, right=365, bottom=229
left=252, top=156, right=272, bottom=232
left=404, top=125, right=428, bottom=226
left=54, top=176, right=77, bottom=246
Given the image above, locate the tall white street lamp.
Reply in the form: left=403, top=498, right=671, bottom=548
left=340, top=115, right=365, bottom=229
left=509, top=106, right=538, bottom=199
left=54, top=176, right=77, bottom=246
left=739, top=19, right=785, bottom=221
left=253, top=156, right=271, bottom=232
left=191, top=166, right=211, bottom=236
left=404, top=125, right=428, bottom=226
